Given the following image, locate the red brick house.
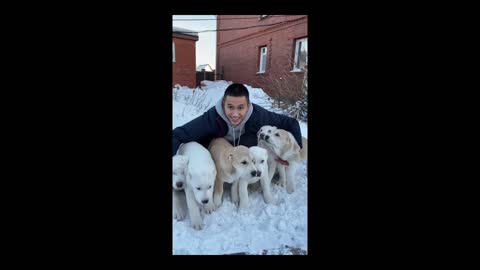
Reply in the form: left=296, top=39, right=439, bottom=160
left=173, top=26, right=199, bottom=88
left=216, top=15, right=307, bottom=99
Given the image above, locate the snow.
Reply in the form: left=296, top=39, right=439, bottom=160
left=196, top=64, right=214, bottom=72
left=172, top=26, right=199, bottom=37
left=172, top=80, right=307, bottom=255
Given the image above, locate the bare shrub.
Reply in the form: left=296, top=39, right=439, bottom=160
left=251, top=43, right=308, bottom=122
left=254, top=66, right=308, bottom=122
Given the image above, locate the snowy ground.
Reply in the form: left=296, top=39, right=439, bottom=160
left=172, top=81, right=308, bottom=255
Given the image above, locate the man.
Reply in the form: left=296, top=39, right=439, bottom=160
left=172, top=83, right=303, bottom=156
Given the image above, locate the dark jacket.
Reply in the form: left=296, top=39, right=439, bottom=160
left=172, top=103, right=303, bottom=156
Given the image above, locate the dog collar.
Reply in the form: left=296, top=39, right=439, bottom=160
left=275, top=158, right=289, bottom=166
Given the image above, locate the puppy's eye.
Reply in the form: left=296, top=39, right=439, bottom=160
left=196, top=187, right=201, bottom=190
left=261, top=160, right=264, bottom=163
left=241, top=161, right=247, bottom=165
left=208, top=185, right=212, bottom=189
left=268, top=130, right=271, bottom=133
left=275, top=133, right=280, bottom=137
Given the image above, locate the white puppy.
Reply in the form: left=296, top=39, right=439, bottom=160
left=208, top=138, right=258, bottom=209
left=231, top=146, right=273, bottom=208
left=173, top=155, right=188, bottom=221
left=177, top=142, right=217, bottom=230
left=257, top=125, right=307, bottom=194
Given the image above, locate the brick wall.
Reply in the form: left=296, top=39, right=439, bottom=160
left=173, top=37, right=197, bottom=88
left=217, top=15, right=307, bottom=98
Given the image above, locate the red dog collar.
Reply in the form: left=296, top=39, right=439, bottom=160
left=275, top=158, right=289, bottom=166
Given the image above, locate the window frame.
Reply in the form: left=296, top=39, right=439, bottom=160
left=292, top=37, right=308, bottom=72
left=172, top=40, right=175, bottom=63
left=258, top=46, right=268, bottom=73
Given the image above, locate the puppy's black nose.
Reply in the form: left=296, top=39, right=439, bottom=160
left=176, top=182, right=183, bottom=188
left=251, top=171, right=257, bottom=177
left=265, top=135, right=269, bottom=141
left=201, top=199, right=209, bottom=204
left=256, top=171, right=261, bottom=177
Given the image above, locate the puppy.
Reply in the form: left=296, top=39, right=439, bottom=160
left=257, top=125, right=307, bottom=194
left=208, top=138, right=258, bottom=209
left=173, top=155, right=188, bottom=221
left=177, top=142, right=217, bottom=230
left=231, top=146, right=273, bottom=208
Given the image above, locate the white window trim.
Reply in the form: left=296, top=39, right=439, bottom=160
left=258, top=46, right=267, bottom=73
left=292, top=37, right=307, bottom=72
left=172, top=41, right=175, bottom=63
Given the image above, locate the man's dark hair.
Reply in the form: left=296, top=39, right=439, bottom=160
left=223, top=83, right=250, bottom=104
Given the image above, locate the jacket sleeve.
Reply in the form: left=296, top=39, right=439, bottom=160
left=172, top=107, right=221, bottom=156
left=256, top=105, right=303, bottom=148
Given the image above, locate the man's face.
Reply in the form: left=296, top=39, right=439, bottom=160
left=223, top=95, right=249, bottom=127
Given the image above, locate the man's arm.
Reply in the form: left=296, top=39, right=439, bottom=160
left=172, top=107, right=221, bottom=156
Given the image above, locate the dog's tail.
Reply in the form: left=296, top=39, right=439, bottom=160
left=300, top=137, right=308, bottom=161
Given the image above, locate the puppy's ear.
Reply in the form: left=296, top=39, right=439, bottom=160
left=282, top=133, right=293, bottom=156
left=282, top=132, right=300, bottom=160
left=183, top=158, right=189, bottom=175
left=291, top=134, right=300, bottom=154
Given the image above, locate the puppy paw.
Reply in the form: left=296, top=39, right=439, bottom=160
left=238, top=196, right=249, bottom=208
left=287, top=186, right=295, bottom=194
left=231, top=196, right=239, bottom=206
left=203, top=202, right=216, bottom=214
left=264, top=196, right=274, bottom=204
left=214, top=197, right=222, bottom=208
left=191, top=221, right=204, bottom=230
left=174, top=210, right=186, bottom=221
left=239, top=202, right=248, bottom=209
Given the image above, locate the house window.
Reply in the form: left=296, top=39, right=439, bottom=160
left=293, top=37, right=308, bottom=71
left=172, top=41, right=175, bottom=63
left=258, top=46, right=267, bottom=73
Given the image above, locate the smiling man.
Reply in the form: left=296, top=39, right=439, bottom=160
left=172, top=83, right=303, bottom=156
